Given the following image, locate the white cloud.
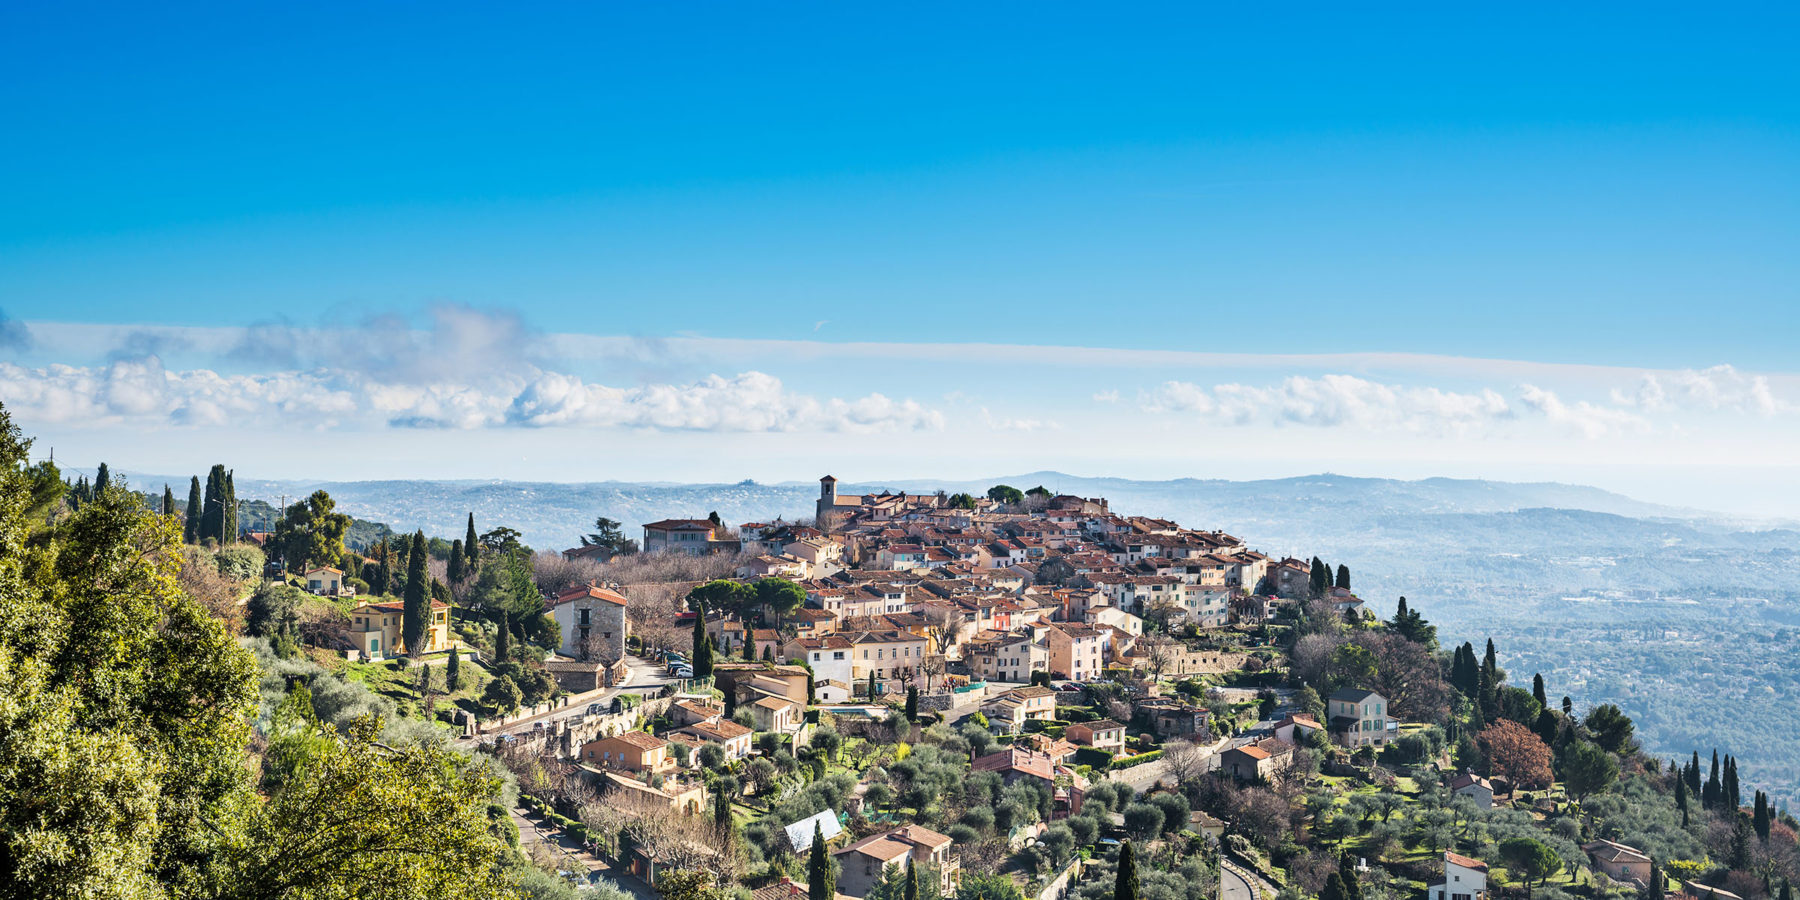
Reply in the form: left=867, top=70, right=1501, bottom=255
left=1091, top=390, right=1120, bottom=404
left=0, top=360, right=942, bottom=434
left=1517, top=385, right=1648, bottom=439
left=1143, top=374, right=1513, bottom=433
left=1610, top=364, right=1783, bottom=416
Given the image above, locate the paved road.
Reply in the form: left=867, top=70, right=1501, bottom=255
left=1221, top=863, right=1256, bottom=900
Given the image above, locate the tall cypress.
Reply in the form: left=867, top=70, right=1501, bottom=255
left=1688, top=751, right=1703, bottom=796
left=1115, top=841, right=1140, bottom=900
left=1309, top=557, right=1329, bottom=598
left=1704, top=751, right=1721, bottom=810
left=494, top=613, right=511, bottom=661
left=1723, top=757, right=1740, bottom=812
left=1335, top=564, right=1351, bottom=591
left=1753, top=791, right=1770, bottom=841
left=375, top=540, right=393, bottom=596
left=1532, top=673, right=1547, bottom=710
left=402, top=530, right=430, bottom=655
left=95, top=462, right=111, bottom=492
left=903, top=861, right=918, bottom=900
left=448, top=539, right=465, bottom=584
left=1675, top=777, right=1690, bottom=827
left=223, top=470, right=237, bottom=543
left=201, top=465, right=225, bottom=543
left=161, top=484, right=175, bottom=517
left=464, top=513, right=480, bottom=573
left=693, top=616, right=714, bottom=680
left=808, top=822, right=834, bottom=900
left=1339, top=852, right=1363, bottom=900
left=445, top=644, right=461, bottom=691
left=184, top=476, right=202, bottom=543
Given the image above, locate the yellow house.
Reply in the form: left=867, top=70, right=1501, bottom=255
left=348, top=599, right=451, bottom=659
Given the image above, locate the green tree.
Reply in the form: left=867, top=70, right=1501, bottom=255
left=1582, top=704, right=1635, bottom=753
left=246, top=582, right=304, bottom=653
left=483, top=675, right=522, bottom=715
left=688, top=579, right=750, bottom=618
left=1561, top=740, right=1619, bottom=802
left=658, top=870, right=729, bottom=900
left=1320, top=873, right=1350, bottom=900
left=161, top=483, right=175, bottom=517
left=1532, top=673, right=1548, bottom=709
left=448, top=538, right=466, bottom=584
left=904, top=862, right=919, bottom=900
left=272, top=490, right=352, bottom=575
left=1339, top=852, right=1364, bottom=900
left=445, top=645, right=461, bottom=691
left=1499, top=837, right=1563, bottom=897
left=986, top=485, right=1024, bottom=506
left=1122, top=803, right=1163, bottom=841
left=223, top=469, right=236, bottom=543
left=1114, top=841, right=1139, bottom=900
left=1386, top=596, right=1438, bottom=649
left=694, top=618, right=714, bottom=680
left=905, top=687, right=919, bottom=723
left=583, top=516, right=639, bottom=555
left=464, top=513, right=480, bottom=574
left=402, top=531, right=430, bottom=655
left=183, top=475, right=202, bottom=543
left=202, top=463, right=227, bottom=543
left=1335, top=564, right=1350, bottom=591
left=808, top=822, right=835, bottom=900
left=753, top=577, right=806, bottom=628
left=94, top=461, right=111, bottom=492
left=947, top=493, right=978, bottom=510
left=1309, top=557, right=1330, bottom=599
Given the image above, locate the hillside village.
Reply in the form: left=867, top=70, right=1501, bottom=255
left=10, top=441, right=1799, bottom=900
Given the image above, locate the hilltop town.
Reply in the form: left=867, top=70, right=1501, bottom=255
left=9, top=437, right=1796, bottom=900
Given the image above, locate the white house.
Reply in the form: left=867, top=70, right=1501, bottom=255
left=1427, top=852, right=1488, bottom=900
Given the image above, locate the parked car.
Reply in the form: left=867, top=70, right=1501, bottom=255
left=672, top=666, right=693, bottom=679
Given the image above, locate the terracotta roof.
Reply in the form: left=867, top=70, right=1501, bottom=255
left=600, top=731, right=668, bottom=752
left=552, top=583, right=629, bottom=607
left=1445, top=851, right=1488, bottom=871
left=684, top=719, right=753, bottom=741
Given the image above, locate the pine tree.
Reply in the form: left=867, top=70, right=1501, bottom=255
left=445, top=645, right=461, bottom=691
left=95, top=462, right=111, bottom=492
left=402, top=531, right=430, bottom=656
left=1115, top=841, right=1140, bottom=900
left=1532, top=673, right=1547, bottom=710
left=161, top=484, right=175, bottom=517
left=1335, top=564, right=1351, bottom=591
left=464, top=513, right=480, bottom=573
left=448, top=539, right=465, bottom=584
left=808, top=822, right=834, bottom=900
left=184, top=476, right=202, bottom=543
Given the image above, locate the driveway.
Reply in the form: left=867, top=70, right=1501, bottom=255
left=1221, top=862, right=1257, bottom=900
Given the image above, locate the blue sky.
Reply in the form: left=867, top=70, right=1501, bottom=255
left=2, top=3, right=1797, bottom=512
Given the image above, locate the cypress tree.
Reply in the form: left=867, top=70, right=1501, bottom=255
left=1753, top=791, right=1771, bottom=841
left=743, top=632, right=755, bottom=661
left=1335, top=564, right=1351, bottom=591
left=808, top=822, right=834, bottom=900
left=184, top=476, right=202, bottom=543
left=1688, top=751, right=1703, bottom=796
left=1778, top=880, right=1791, bottom=900
left=1532, top=673, right=1547, bottom=709
left=1675, top=777, right=1690, bottom=827
left=1641, top=862, right=1663, bottom=900
left=1534, top=708, right=1560, bottom=747
left=375, top=540, right=393, bottom=596
left=1309, top=557, right=1329, bottom=598
left=448, top=539, right=465, bottom=584
left=445, top=645, right=461, bottom=691
left=1729, top=815, right=1753, bottom=870
left=464, top=513, right=480, bottom=573
left=904, top=861, right=918, bottom=900
left=1115, top=841, right=1140, bottom=900
left=1704, top=751, right=1721, bottom=810
left=868, top=670, right=877, bottom=701
left=202, top=465, right=225, bottom=543
left=1319, top=873, right=1348, bottom=900
left=161, top=484, right=175, bottom=517
left=905, top=687, right=918, bottom=723
left=693, top=616, right=714, bottom=680
left=95, top=462, right=110, bottom=492
left=1562, top=695, right=1573, bottom=717
left=713, top=786, right=732, bottom=830
left=223, top=470, right=237, bottom=543
left=1724, top=757, right=1740, bottom=812
left=402, top=531, right=430, bottom=655
left=1339, top=852, right=1363, bottom=900
left=494, top=613, right=511, bottom=661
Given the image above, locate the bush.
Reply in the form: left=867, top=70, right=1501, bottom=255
left=1111, top=749, right=1163, bottom=769
left=214, top=544, right=266, bottom=581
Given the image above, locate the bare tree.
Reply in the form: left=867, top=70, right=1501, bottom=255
left=918, top=654, right=946, bottom=694
left=609, top=786, right=721, bottom=873
left=1163, top=739, right=1210, bottom=783
left=1142, top=635, right=1176, bottom=682
left=920, top=604, right=963, bottom=656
